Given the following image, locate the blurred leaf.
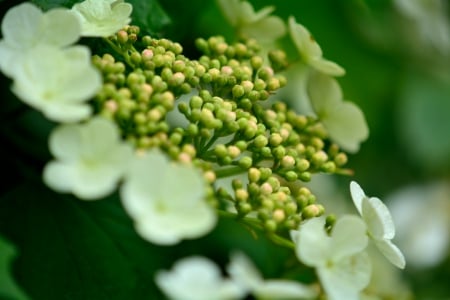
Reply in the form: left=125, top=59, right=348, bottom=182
left=0, top=236, right=29, bottom=300
left=127, top=0, right=171, bottom=36
left=397, top=73, right=450, bottom=171
left=0, top=182, right=144, bottom=300
left=31, top=0, right=80, bottom=10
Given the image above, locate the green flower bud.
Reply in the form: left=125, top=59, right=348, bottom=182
left=235, top=188, right=249, bottom=202
left=254, top=135, right=268, bottom=148
left=272, top=146, right=285, bottom=160
left=238, top=156, right=252, bottom=169
left=299, top=172, right=311, bottom=182
left=296, top=159, right=310, bottom=172
left=312, top=150, right=329, bottom=165
left=264, top=220, right=277, bottom=232
left=214, top=144, right=228, bottom=158
left=302, top=204, right=324, bottom=219
left=186, top=123, right=199, bottom=136
left=248, top=168, right=261, bottom=182
left=272, top=209, right=286, bottom=223
left=232, top=178, right=243, bottom=190
left=259, top=167, right=272, bottom=181
left=261, top=147, right=272, bottom=158
left=190, top=95, right=203, bottom=109
left=237, top=202, right=252, bottom=215
left=285, top=202, right=298, bottom=215
left=321, top=161, right=336, bottom=173
left=284, top=171, right=298, bottom=182
left=232, top=85, right=245, bottom=98
left=334, top=152, right=348, bottom=166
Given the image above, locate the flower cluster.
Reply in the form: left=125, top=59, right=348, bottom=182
left=0, top=0, right=406, bottom=299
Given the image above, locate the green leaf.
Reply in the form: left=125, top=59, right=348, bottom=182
left=0, top=236, right=30, bottom=300
left=127, top=0, right=171, bottom=36
left=0, top=181, right=167, bottom=299
left=31, top=0, right=81, bottom=10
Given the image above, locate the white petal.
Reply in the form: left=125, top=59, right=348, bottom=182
left=240, top=16, right=286, bottom=41
left=349, top=181, right=365, bottom=215
left=318, top=251, right=372, bottom=300
left=43, top=103, right=92, bottom=123
left=374, top=239, right=406, bottom=269
left=80, top=117, right=122, bottom=159
left=1, top=3, right=42, bottom=48
left=288, top=16, right=323, bottom=63
left=48, top=124, right=82, bottom=161
left=362, top=197, right=395, bottom=240
left=254, top=280, right=318, bottom=299
left=155, top=256, right=245, bottom=300
left=321, top=101, right=369, bottom=153
left=309, top=58, right=345, bottom=77
left=41, top=9, right=80, bottom=47
left=331, top=215, right=368, bottom=260
left=71, top=162, right=124, bottom=200
left=307, top=72, right=342, bottom=114
left=216, top=0, right=240, bottom=26
left=0, top=41, right=19, bottom=77
left=295, top=217, right=330, bottom=266
left=43, top=162, right=75, bottom=193
left=227, top=251, right=263, bottom=291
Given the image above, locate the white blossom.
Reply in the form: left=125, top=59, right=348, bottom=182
left=72, top=0, right=132, bottom=37
left=350, top=181, right=406, bottom=269
left=307, top=71, right=369, bottom=153
left=293, top=216, right=371, bottom=300
left=217, top=0, right=285, bottom=42
left=43, top=117, right=133, bottom=200
left=288, top=16, right=345, bottom=77
left=11, top=45, right=101, bottom=123
left=120, top=150, right=217, bottom=245
left=227, top=251, right=318, bottom=299
left=0, top=2, right=80, bottom=77
left=155, top=256, right=245, bottom=300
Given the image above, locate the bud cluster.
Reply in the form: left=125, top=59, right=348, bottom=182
left=91, top=28, right=350, bottom=235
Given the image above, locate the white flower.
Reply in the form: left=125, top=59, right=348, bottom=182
left=11, top=45, right=102, bottom=123
left=227, top=251, right=318, bottom=299
left=0, top=2, right=80, bottom=77
left=288, top=16, right=345, bottom=77
left=307, top=71, right=369, bottom=153
left=217, top=0, right=285, bottom=42
left=43, top=117, right=133, bottom=200
left=72, top=0, right=132, bottom=37
left=292, top=216, right=371, bottom=300
left=120, top=150, right=217, bottom=245
left=350, top=181, right=406, bottom=269
left=155, top=256, right=245, bottom=300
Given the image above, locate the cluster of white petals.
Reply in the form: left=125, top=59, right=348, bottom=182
left=120, top=150, right=217, bottom=245
left=0, top=2, right=80, bottom=77
left=72, top=0, right=132, bottom=37
left=155, top=256, right=246, bottom=300
left=216, top=0, right=285, bottom=42
left=44, top=117, right=133, bottom=200
left=12, top=45, right=102, bottom=122
left=156, top=252, right=317, bottom=300
left=350, top=181, right=406, bottom=269
left=227, top=252, right=318, bottom=299
left=0, top=2, right=103, bottom=123
left=292, top=216, right=371, bottom=300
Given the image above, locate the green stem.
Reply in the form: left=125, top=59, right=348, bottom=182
left=198, top=134, right=219, bottom=156
left=213, top=166, right=245, bottom=178
left=217, top=210, right=295, bottom=250
left=103, top=38, right=134, bottom=68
